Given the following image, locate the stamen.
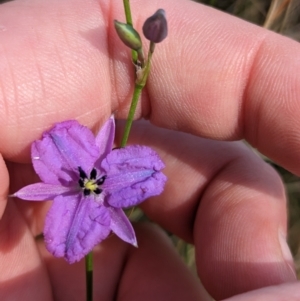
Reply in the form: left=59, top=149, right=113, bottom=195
left=78, top=178, right=84, bottom=187
left=90, top=168, right=97, bottom=179
left=83, top=189, right=90, bottom=196
left=78, top=166, right=107, bottom=196
left=94, top=188, right=102, bottom=195
left=96, top=176, right=107, bottom=185
left=78, top=166, right=87, bottom=179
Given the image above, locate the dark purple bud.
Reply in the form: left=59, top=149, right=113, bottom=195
left=142, top=9, right=168, bottom=43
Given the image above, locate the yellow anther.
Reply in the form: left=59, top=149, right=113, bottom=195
left=84, top=180, right=98, bottom=192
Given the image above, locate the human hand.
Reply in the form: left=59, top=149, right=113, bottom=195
left=0, top=0, right=299, bottom=300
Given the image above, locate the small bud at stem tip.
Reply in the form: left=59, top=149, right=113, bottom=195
left=142, top=9, right=168, bottom=43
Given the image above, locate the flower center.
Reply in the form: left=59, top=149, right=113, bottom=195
left=78, top=167, right=106, bottom=196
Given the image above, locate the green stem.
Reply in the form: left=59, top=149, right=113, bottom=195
left=85, top=252, right=93, bottom=301
left=123, top=0, right=133, bottom=25
left=120, top=84, right=143, bottom=147
left=149, top=41, right=155, bottom=54
left=120, top=44, right=153, bottom=147
left=123, top=0, right=138, bottom=62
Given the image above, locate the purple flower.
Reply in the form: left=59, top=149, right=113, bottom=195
left=13, top=116, right=166, bottom=263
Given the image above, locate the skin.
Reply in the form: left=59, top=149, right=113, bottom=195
left=0, top=0, right=300, bottom=300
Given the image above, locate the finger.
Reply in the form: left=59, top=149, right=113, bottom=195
left=0, top=0, right=299, bottom=175
left=118, top=120, right=296, bottom=299
left=38, top=223, right=209, bottom=301
left=0, top=200, right=52, bottom=301
left=129, top=0, right=300, bottom=175
left=0, top=0, right=114, bottom=161
left=223, top=282, right=300, bottom=301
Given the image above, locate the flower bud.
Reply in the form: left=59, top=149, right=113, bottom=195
left=142, top=9, right=168, bottom=43
left=114, top=20, right=142, bottom=51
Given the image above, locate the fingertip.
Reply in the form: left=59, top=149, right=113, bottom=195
left=194, top=152, right=295, bottom=299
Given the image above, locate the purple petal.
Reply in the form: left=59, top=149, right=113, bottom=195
left=108, top=207, right=137, bottom=246
left=102, top=145, right=167, bottom=208
left=13, top=183, right=72, bottom=201
left=102, top=145, right=165, bottom=173
left=95, top=115, right=115, bottom=162
left=32, top=120, right=100, bottom=185
left=44, top=194, right=111, bottom=263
